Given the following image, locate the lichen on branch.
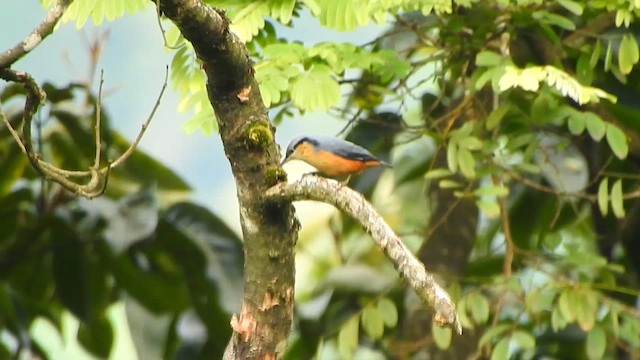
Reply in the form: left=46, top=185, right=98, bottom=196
left=265, top=175, right=462, bottom=334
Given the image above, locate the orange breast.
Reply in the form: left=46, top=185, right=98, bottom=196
left=296, top=143, right=381, bottom=177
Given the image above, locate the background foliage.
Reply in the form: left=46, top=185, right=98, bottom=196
left=2, top=0, right=640, bottom=359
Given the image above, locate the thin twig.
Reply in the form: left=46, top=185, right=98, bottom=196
left=108, top=66, right=168, bottom=169
left=0, top=66, right=168, bottom=198
left=94, top=70, right=104, bottom=168
left=0, top=0, right=74, bottom=68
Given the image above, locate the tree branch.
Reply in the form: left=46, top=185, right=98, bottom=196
left=153, top=1, right=298, bottom=359
left=265, top=175, right=462, bottom=335
left=0, top=0, right=74, bottom=69
left=0, top=67, right=167, bottom=198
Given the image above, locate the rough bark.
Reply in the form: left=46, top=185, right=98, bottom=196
left=153, top=1, right=298, bottom=359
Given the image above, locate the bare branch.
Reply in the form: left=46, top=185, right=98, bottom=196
left=0, top=66, right=167, bottom=198
left=0, top=0, right=74, bottom=68
left=108, top=66, right=168, bottom=169
left=265, top=175, right=462, bottom=334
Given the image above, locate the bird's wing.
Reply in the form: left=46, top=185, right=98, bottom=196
left=323, top=137, right=381, bottom=163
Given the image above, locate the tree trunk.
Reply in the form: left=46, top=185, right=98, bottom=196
left=154, top=1, right=298, bottom=358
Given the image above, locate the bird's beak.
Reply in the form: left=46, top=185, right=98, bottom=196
left=280, top=156, right=290, bottom=166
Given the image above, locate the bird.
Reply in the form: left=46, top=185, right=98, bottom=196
left=281, top=135, right=390, bottom=179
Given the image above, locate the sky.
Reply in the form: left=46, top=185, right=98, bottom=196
left=0, top=2, right=387, bottom=359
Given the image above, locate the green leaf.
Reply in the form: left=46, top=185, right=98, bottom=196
left=478, top=324, right=511, bottom=347
left=425, top=168, right=453, bottom=179
left=229, top=0, right=270, bottom=42
left=541, top=12, right=576, bottom=30
left=61, top=0, right=146, bottom=28
left=575, top=290, right=598, bottom=331
left=611, top=179, right=625, bottom=218
left=475, top=66, right=505, bottom=90
left=476, top=51, right=503, bottom=67
left=605, top=41, right=613, bottom=72
left=318, top=0, right=367, bottom=31
left=618, top=34, right=640, bottom=75
left=467, top=292, right=490, bottom=325
left=558, top=290, right=576, bottom=322
left=474, top=185, right=509, bottom=198
left=361, top=305, right=384, bottom=340
left=584, top=112, right=606, bottom=141
left=590, top=40, right=602, bottom=68
left=447, top=143, right=458, bottom=173
left=511, top=330, right=535, bottom=350
left=567, top=113, right=585, bottom=135
left=0, top=144, right=27, bottom=197
left=490, top=338, right=510, bottom=360
left=542, top=232, right=562, bottom=251
left=432, top=322, right=452, bottom=350
left=597, top=178, right=609, bottom=216
left=338, top=316, right=359, bottom=360
left=557, top=0, right=583, bottom=15
left=52, top=220, right=108, bottom=323
left=101, top=241, right=191, bottom=314
left=377, top=298, right=398, bottom=328
left=77, top=315, right=114, bottom=359
left=525, top=288, right=555, bottom=314
left=439, top=180, right=463, bottom=189
left=456, top=298, right=474, bottom=330
left=606, top=124, right=629, bottom=159
left=457, top=148, right=476, bottom=178
left=576, top=53, right=594, bottom=85
left=609, top=305, right=620, bottom=338
left=270, top=0, right=296, bottom=24
left=291, top=64, right=340, bottom=111
left=459, top=136, right=484, bottom=151
left=476, top=200, right=500, bottom=218
left=551, top=306, right=568, bottom=332
left=586, top=325, right=606, bottom=360
left=486, top=104, right=509, bottom=130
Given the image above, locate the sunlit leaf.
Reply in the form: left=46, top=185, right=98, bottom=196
left=618, top=34, right=639, bottom=75
left=597, top=178, right=609, bottom=216
left=338, top=316, right=359, bottom=360
left=486, top=104, right=509, bottom=130
left=361, top=305, right=384, bottom=340
left=606, top=124, right=629, bottom=159
left=291, top=64, right=340, bottom=111
left=457, top=148, right=476, bottom=178
left=584, top=112, right=606, bottom=141
left=377, top=298, right=398, bottom=328
left=567, top=113, right=585, bottom=135
left=525, top=288, right=555, bottom=314
left=557, top=0, right=583, bottom=15
left=425, top=168, right=453, bottom=179
left=467, top=292, right=490, bottom=324
left=476, top=200, right=500, bottom=218
left=586, top=325, right=606, bottom=359
left=511, top=330, right=535, bottom=350
left=611, top=179, right=625, bottom=218
left=432, top=322, right=452, bottom=349
left=490, top=338, right=509, bottom=360
left=575, top=290, right=598, bottom=331
left=476, top=51, right=503, bottom=67
left=590, top=40, right=602, bottom=68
